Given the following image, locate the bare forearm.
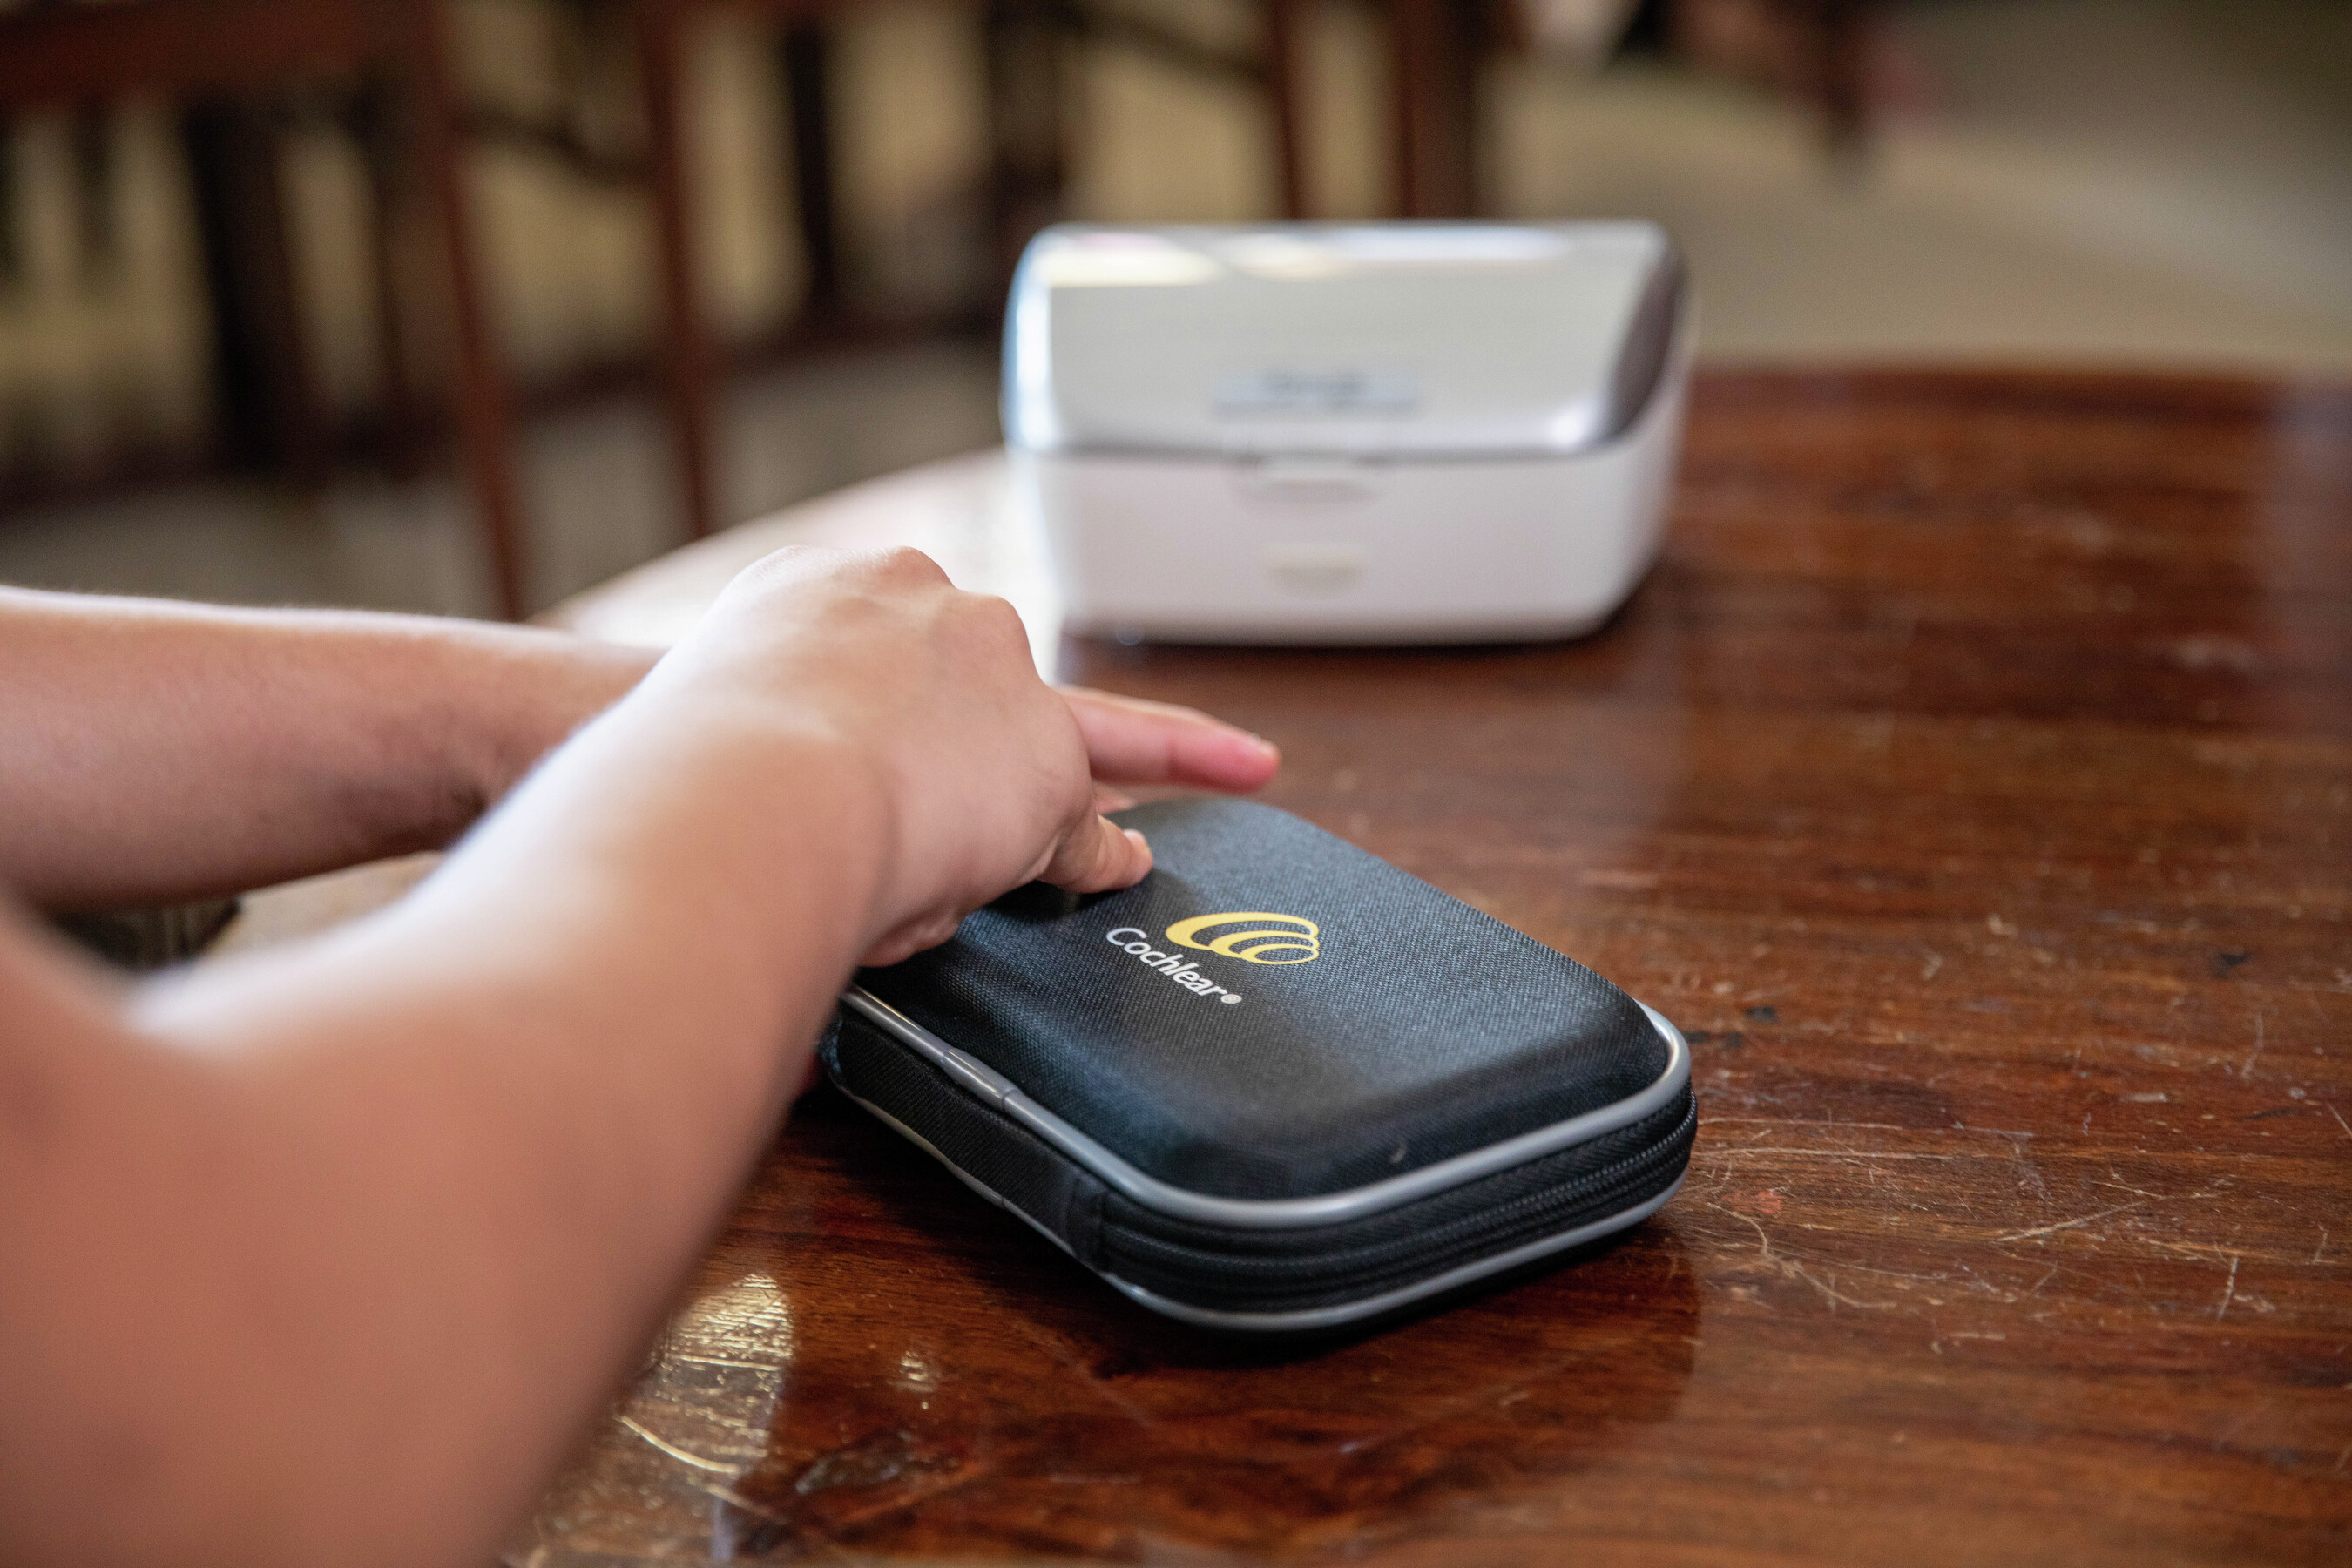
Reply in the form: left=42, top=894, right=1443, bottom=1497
left=0, top=696, right=884, bottom=1567
left=0, top=588, right=653, bottom=909
left=0, top=546, right=1274, bottom=1567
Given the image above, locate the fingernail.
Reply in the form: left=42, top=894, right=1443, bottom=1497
left=1247, top=732, right=1280, bottom=755
left=1124, top=828, right=1150, bottom=856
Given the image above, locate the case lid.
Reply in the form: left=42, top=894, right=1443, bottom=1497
left=1003, top=222, right=1686, bottom=461
left=851, top=799, right=1670, bottom=1202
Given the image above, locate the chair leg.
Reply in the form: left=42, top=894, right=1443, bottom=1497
left=1266, top=0, right=1309, bottom=220
left=637, top=0, right=719, bottom=542
left=984, top=0, right=1066, bottom=296
left=355, top=81, right=422, bottom=481
left=780, top=20, right=845, bottom=327
left=0, top=116, right=19, bottom=289
left=180, top=96, right=328, bottom=483
left=402, top=0, right=531, bottom=618
left=1815, top=0, right=1869, bottom=158
left=1388, top=0, right=1475, bottom=218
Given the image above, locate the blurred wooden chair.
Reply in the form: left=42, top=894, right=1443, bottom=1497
left=622, top=0, right=1883, bottom=549
left=0, top=0, right=534, bottom=618
left=1662, top=0, right=1876, bottom=153
left=627, top=0, right=1314, bottom=544
left=1408, top=0, right=1884, bottom=219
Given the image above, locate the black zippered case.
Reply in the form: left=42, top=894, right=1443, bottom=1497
left=822, top=798, right=1693, bottom=1333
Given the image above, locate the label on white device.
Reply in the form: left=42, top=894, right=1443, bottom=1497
left=1260, top=543, right=1367, bottom=595
left=1216, top=370, right=1419, bottom=417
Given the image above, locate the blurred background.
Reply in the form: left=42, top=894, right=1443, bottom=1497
left=1, top=0, right=2347, bottom=618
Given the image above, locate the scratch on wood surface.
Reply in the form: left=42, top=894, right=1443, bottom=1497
left=1832, top=1258, right=1963, bottom=1286
left=615, top=1414, right=740, bottom=1475
left=1711, top=1203, right=1778, bottom=1263
left=2313, top=1226, right=2329, bottom=1266
left=1988, top=1248, right=2105, bottom=1293
left=1693, top=1148, right=1959, bottom=1161
left=1704, top=1204, right=1898, bottom=1310
left=2098, top=1176, right=2164, bottom=1199
left=1703, top=1118, right=1917, bottom=1132
left=2214, top=1254, right=2241, bottom=1321
left=2212, top=1399, right=2272, bottom=1452
left=1993, top=1201, right=2149, bottom=1243
left=1790, top=1262, right=1897, bottom=1311
left=688, top=1477, right=787, bottom=1522
left=2327, top=1102, right=2352, bottom=1141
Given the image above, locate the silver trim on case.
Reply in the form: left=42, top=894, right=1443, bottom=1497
left=838, top=989, right=1690, bottom=1231
left=836, top=1072, right=1686, bottom=1333
left=1104, top=1173, right=1686, bottom=1332
left=846, top=1094, right=1091, bottom=1261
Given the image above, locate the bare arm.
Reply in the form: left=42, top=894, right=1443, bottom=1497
left=0, top=586, right=656, bottom=909
left=0, top=551, right=1278, bottom=1567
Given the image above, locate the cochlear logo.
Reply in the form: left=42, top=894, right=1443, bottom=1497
left=1104, top=928, right=1247, bottom=1004
left=1164, top=911, right=1321, bottom=965
left=1101, top=910, right=1321, bottom=1006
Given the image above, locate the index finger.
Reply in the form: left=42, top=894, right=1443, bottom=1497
left=1060, top=687, right=1281, bottom=792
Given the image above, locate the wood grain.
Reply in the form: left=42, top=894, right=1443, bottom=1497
left=331, top=370, right=2352, bottom=1565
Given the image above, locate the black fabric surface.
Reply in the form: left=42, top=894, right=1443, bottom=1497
left=824, top=1009, right=1108, bottom=1249
left=854, top=799, right=1664, bottom=1200
left=1093, top=1092, right=1694, bottom=1312
left=827, top=1007, right=1695, bottom=1317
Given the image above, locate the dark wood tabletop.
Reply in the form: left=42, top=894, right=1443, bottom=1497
left=233, top=368, right=2352, bottom=1565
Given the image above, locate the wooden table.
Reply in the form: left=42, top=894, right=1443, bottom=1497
left=220, top=369, right=2352, bottom=1565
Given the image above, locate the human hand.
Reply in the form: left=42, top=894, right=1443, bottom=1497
left=637, top=548, right=1276, bottom=969
left=1059, top=686, right=1281, bottom=814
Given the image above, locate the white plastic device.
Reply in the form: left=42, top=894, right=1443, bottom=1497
left=1003, top=221, right=1692, bottom=645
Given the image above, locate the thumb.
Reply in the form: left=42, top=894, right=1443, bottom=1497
left=1038, top=816, right=1152, bottom=894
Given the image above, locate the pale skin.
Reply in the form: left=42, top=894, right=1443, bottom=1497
left=0, top=552, right=1280, bottom=1567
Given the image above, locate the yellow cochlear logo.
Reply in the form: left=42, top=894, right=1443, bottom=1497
left=1163, top=911, right=1321, bottom=966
